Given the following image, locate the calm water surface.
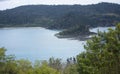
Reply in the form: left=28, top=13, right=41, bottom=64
left=0, top=27, right=85, bottom=61
left=0, top=27, right=114, bottom=61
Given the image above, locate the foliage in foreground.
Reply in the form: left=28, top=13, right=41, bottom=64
left=77, top=23, right=120, bottom=74
left=0, top=48, right=78, bottom=74
left=0, top=48, right=60, bottom=74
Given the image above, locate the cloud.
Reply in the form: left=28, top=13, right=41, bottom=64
left=0, top=0, right=9, bottom=2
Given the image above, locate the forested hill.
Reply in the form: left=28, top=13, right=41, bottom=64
left=0, top=2, right=120, bottom=29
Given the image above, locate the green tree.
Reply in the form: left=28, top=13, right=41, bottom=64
left=3, top=55, right=17, bottom=74
left=16, top=59, right=33, bottom=74
left=63, top=64, right=78, bottom=74
left=77, top=23, right=120, bottom=74
left=0, top=48, right=18, bottom=74
left=48, top=57, right=62, bottom=71
left=0, top=47, right=6, bottom=74
left=34, top=60, right=60, bottom=74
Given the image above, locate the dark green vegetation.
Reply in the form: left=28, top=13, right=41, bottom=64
left=0, top=2, right=120, bottom=28
left=77, top=23, right=120, bottom=74
left=0, top=2, right=120, bottom=38
left=56, top=25, right=96, bottom=40
left=0, top=23, right=120, bottom=74
left=58, top=25, right=89, bottom=36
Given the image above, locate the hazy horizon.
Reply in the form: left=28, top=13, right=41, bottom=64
left=0, top=0, right=120, bottom=10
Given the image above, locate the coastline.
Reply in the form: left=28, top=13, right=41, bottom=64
left=55, top=32, right=96, bottom=41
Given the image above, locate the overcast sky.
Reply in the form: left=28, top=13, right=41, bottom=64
left=0, top=0, right=120, bottom=10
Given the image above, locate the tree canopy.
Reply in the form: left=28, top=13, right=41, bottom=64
left=0, top=2, right=120, bottom=29
left=77, top=23, right=120, bottom=74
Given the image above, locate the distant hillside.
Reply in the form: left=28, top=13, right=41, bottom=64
left=0, top=2, right=120, bottom=40
left=0, top=2, right=120, bottom=29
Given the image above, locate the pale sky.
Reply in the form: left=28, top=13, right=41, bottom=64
left=0, top=0, right=120, bottom=10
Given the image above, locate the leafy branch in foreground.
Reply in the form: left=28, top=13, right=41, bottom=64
left=77, top=23, right=120, bottom=74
